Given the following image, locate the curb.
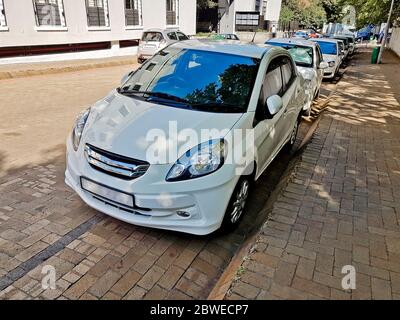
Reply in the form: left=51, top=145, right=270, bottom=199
left=0, top=57, right=137, bottom=80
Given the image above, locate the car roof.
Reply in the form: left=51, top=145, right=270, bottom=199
left=169, top=40, right=282, bottom=59
left=144, top=28, right=180, bottom=33
left=267, top=38, right=317, bottom=48
left=311, top=38, right=339, bottom=44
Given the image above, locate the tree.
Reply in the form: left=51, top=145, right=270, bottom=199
left=279, top=0, right=327, bottom=29
left=197, top=0, right=218, bottom=10
left=338, top=0, right=400, bottom=28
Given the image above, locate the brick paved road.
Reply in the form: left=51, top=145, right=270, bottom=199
left=225, top=48, right=400, bottom=300
left=0, top=61, right=323, bottom=300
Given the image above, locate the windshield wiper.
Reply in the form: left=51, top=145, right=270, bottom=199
left=117, top=89, right=189, bottom=104
left=190, top=102, right=244, bottom=113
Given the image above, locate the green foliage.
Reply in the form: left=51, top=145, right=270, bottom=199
left=279, top=0, right=327, bottom=28
left=197, top=0, right=218, bottom=10
left=338, top=0, right=400, bottom=28
left=279, top=0, right=400, bottom=29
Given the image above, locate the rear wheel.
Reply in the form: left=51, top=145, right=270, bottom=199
left=220, top=177, right=251, bottom=232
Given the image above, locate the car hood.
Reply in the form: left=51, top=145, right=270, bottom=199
left=296, top=66, right=316, bottom=81
left=83, top=91, right=243, bottom=164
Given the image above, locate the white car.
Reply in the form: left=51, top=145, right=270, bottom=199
left=266, top=38, right=328, bottom=116
left=65, top=41, right=308, bottom=235
left=311, top=38, right=342, bottom=79
left=137, top=29, right=190, bottom=64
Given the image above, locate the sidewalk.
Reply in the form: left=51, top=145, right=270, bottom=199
left=0, top=56, right=138, bottom=80
left=210, top=48, right=400, bottom=300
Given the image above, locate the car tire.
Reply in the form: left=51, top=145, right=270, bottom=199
left=285, top=116, right=300, bottom=152
left=220, top=176, right=251, bottom=233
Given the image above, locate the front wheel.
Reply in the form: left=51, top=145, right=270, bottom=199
left=220, top=177, right=251, bottom=232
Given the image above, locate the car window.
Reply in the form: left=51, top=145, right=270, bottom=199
left=317, top=47, right=323, bottom=64
left=267, top=42, right=314, bottom=68
left=316, top=41, right=338, bottom=55
left=142, top=32, right=164, bottom=42
left=281, top=57, right=296, bottom=90
left=177, top=32, right=189, bottom=41
left=122, top=48, right=260, bottom=112
left=168, top=32, right=178, bottom=40
left=263, top=57, right=284, bottom=99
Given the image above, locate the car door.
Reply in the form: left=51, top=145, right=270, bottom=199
left=280, top=56, right=300, bottom=141
left=315, top=45, right=324, bottom=89
left=167, top=31, right=178, bottom=44
left=176, top=31, right=189, bottom=41
left=253, top=55, right=288, bottom=173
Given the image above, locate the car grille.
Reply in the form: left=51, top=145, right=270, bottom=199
left=85, top=144, right=150, bottom=180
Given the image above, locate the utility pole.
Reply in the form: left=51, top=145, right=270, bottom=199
left=377, top=0, right=395, bottom=64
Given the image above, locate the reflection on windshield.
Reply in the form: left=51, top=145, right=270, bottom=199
left=122, top=49, right=260, bottom=113
left=316, top=42, right=337, bottom=55
left=268, top=42, right=314, bottom=68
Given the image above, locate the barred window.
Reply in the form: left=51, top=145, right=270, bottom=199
left=125, top=0, right=142, bottom=27
left=33, top=0, right=66, bottom=27
left=0, top=0, right=6, bottom=27
left=166, top=0, right=178, bottom=26
left=85, top=0, right=109, bottom=27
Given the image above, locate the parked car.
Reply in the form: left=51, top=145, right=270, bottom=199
left=343, top=34, right=356, bottom=55
left=209, top=33, right=240, bottom=41
left=137, top=29, right=190, bottom=64
left=311, top=38, right=342, bottom=79
left=331, top=35, right=350, bottom=59
left=266, top=38, right=328, bottom=115
left=65, top=41, right=308, bottom=235
left=294, top=30, right=309, bottom=39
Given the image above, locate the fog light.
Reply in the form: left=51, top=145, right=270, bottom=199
left=177, top=211, right=190, bottom=218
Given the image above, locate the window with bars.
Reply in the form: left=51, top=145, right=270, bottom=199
left=166, top=0, right=178, bottom=26
left=85, top=0, right=109, bottom=27
left=33, top=0, right=66, bottom=27
left=0, top=0, right=7, bottom=27
left=125, top=0, right=142, bottom=27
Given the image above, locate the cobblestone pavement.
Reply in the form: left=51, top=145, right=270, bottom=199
left=0, top=60, right=321, bottom=300
left=225, top=48, right=400, bottom=300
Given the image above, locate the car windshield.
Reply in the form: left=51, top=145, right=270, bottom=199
left=120, top=48, right=260, bottom=113
left=316, top=41, right=337, bottom=55
left=142, top=32, right=164, bottom=42
left=268, top=42, right=314, bottom=68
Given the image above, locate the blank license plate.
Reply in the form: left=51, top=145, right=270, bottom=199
left=81, top=177, right=134, bottom=208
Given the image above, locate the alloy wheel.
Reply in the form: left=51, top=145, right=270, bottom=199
left=230, top=179, right=250, bottom=224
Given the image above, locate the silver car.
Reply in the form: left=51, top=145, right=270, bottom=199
left=266, top=38, right=328, bottom=116
left=137, top=28, right=190, bottom=64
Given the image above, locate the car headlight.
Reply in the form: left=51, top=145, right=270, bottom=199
left=328, top=61, right=335, bottom=67
left=166, top=139, right=226, bottom=182
left=71, top=108, right=90, bottom=151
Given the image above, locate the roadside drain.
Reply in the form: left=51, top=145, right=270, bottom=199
left=0, top=213, right=104, bottom=291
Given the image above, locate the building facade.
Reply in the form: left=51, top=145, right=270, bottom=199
left=0, top=0, right=196, bottom=59
left=218, top=0, right=281, bottom=34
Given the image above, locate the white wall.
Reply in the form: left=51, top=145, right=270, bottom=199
left=0, top=0, right=196, bottom=48
left=264, top=0, right=282, bottom=22
left=389, top=27, right=400, bottom=57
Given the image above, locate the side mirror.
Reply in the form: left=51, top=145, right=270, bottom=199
left=265, top=95, right=283, bottom=118
left=319, top=61, right=329, bottom=69
left=121, top=71, right=134, bottom=86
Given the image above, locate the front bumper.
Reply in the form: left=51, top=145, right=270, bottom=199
left=323, top=66, right=337, bottom=79
left=65, top=137, right=238, bottom=235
